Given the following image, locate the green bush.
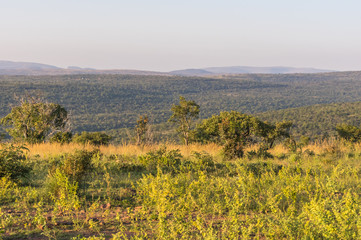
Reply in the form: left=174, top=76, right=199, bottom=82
left=189, top=151, right=215, bottom=172
left=73, top=131, right=112, bottom=146
left=49, top=150, right=96, bottom=184
left=0, top=175, right=17, bottom=203
left=47, top=169, right=80, bottom=212
left=49, top=131, right=73, bottom=144
left=0, top=144, right=30, bottom=182
left=138, top=147, right=182, bottom=172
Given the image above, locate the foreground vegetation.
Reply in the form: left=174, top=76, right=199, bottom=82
left=3, top=73, right=361, bottom=239
left=2, top=140, right=361, bottom=239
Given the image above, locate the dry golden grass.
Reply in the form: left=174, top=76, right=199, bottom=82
left=4, top=139, right=361, bottom=161
left=268, top=144, right=288, bottom=156
left=22, top=142, right=223, bottom=159
left=303, top=138, right=349, bottom=155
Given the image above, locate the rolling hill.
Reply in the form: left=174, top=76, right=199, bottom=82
left=170, top=66, right=334, bottom=76
left=0, top=71, right=361, bottom=141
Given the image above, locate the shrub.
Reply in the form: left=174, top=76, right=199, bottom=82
left=73, top=131, right=112, bottom=146
left=49, top=150, right=96, bottom=184
left=0, top=175, right=17, bottom=203
left=0, top=144, right=30, bottom=182
left=47, top=169, right=80, bottom=212
left=49, top=131, right=73, bottom=144
left=138, top=147, right=182, bottom=172
left=190, top=151, right=215, bottom=172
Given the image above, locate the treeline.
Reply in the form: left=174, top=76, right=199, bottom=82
left=0, top=96, right=294, bottom=160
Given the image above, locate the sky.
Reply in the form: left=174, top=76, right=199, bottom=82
left=1, top=0, right=361, bottom=71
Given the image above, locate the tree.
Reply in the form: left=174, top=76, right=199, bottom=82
left=196, top=111, right=292, bottom=159
left=1, top=96, right=68, bottom=143
left=196, top=111, right=258, bottom=159
left=255, top=120, right=293, bottom=149
left=135, top=115, right=149, bottom=145
left=168, top=96, right=200, bottom=145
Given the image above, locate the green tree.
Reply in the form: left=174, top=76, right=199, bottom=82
left=196, top=111, right=259, bottom=159
left=168, top=96, right=200, bottom=145
left=196, top=111, right=292, bottom=159
left=1, top=96, right=68, bottom=143
left=135, top=115, right=149, bottom=145
left=256, top=120, right=293, bottom=149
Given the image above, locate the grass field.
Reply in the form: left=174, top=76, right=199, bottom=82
left=2, top=141, right=361, bottom=239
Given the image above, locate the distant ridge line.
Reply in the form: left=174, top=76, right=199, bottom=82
left=0, top=60, right=337, bottom=76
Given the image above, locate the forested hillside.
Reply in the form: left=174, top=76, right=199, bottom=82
left=0, top=71, right=361, bottom=135
left=258, top=101, right=361, bottom=140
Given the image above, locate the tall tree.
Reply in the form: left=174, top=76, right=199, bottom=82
left=168, top=96, right=200, bottom=145
left=1, top=96, right=68, bottom=143
left=135, top=115, right=149, bottom=145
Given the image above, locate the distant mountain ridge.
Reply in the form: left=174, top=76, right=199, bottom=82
left=0, top=60, right=165, bottom=76
left=0, top=60, right=60, bottom=70
left=170, top=66, right=335, bottom=76
left=0, top=60, right=336, bottom=76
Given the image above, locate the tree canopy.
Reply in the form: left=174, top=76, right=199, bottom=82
left=196, top=111, right=292, bottom=159
left=1, top=96, right=68, bottom=143
left=168, top=96, right=200, bottom=145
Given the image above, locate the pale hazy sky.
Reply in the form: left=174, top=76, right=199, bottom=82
left=1, top=0, right=361, bottom=71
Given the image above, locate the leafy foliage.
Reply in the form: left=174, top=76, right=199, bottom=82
left=196, top=111, right=291, bottom=159
left=0, top=144, right=30, bottom=182
left=49, top=131, right=73, bottom=144
left=138, top=147, right=182, bottom=172
left=52, top=150, right=96, bottom=183
left=135, top=115, right=149, bottom=145
left=3, top=141, right=361, bottom=238
left=47, top=169, right=80, bottom=212
left=168, top=96, right=200, bottom=145
left=72, top=131, right=112, bottom=146
left=0, top=96, right=68, bottom=143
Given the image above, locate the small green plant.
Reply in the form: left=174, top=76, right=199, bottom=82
left=0, top=176, right=17, bottom=204
left=47, top=168, right=80, bottom=213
